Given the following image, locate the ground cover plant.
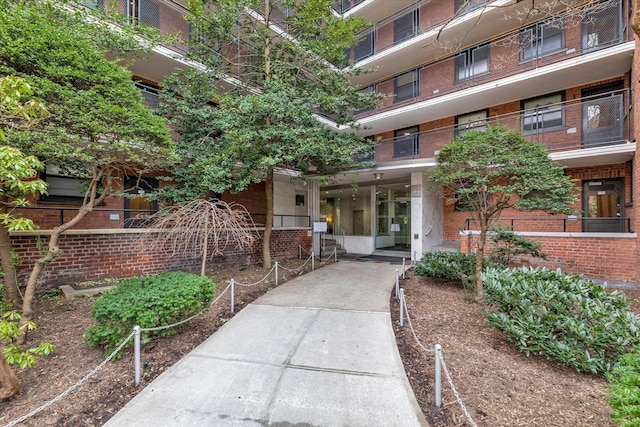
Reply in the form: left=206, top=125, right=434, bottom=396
left=482, top=267, right=640, bottom=374
left=607, top=346, right=640, bottom=426
left=413, top=251, right=476, bottom=284
left=85, top=272, right=215, bottom=358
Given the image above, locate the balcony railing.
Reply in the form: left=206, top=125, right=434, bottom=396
left=368, top=88, right=630, bottom=160
left=356, top=0, right=628, bottom=117
left=464, top=217, right=633, bottom=233
left=17, top=206, right=310, bottom=230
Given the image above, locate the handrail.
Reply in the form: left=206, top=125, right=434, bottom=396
left=463, top=217, right=633, bottom=233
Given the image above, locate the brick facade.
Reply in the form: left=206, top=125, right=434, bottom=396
left=460, top=231, right=638, bottom=282
left=11, top=228, right=312, bottom=292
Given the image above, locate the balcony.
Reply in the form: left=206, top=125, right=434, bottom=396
left=369, top=88, right=632, bottom=167
left=353, top=0, right=631, bottom=134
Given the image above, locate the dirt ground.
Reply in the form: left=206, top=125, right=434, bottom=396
left=0, top=259, right=637, bottom=426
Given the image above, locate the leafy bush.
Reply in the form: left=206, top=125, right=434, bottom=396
left=1, top=310, right=54, bottom=368
left=414, top=251, right=476, bottom=284
left=85, top=272, right=215, bottom=358
left=488, top=225, right=547, bottom=268
left=482, top=267, right=640, bottom=374
left=607, top=348, right=640, bottom=426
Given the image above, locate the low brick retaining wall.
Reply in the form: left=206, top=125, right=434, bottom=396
left=11, top=228, right=312, bottom=291
left=460, top=231, right=639, bottom=283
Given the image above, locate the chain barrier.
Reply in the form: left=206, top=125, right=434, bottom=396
left=279, top=254, right=312, bottom=272
left=3, top=330, right=136, bottom=427
left=234, top=264, right=277, bottom=287
left=315, top=247, right=337, bottom=262
left=141, top=281, right=233, bottom=333
left=437, top=350, right=478, bottom=427
left=400, top=289, right=478, bottom=427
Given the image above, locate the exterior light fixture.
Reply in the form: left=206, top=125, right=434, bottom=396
left=374, top=173, right=383, bottom=180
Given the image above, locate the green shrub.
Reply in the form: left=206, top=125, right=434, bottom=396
left=414, top=251, right=476, bottom=284
left=85, top=272, right=215, bottom=358
left=607, top=348, right=640, bottom=426
left=488, top=225, right=547, bottom=268
left=482, top=267, right=640, bottom=374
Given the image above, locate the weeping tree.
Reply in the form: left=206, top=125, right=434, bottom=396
left=0, top=0, right=175, bottom=343
left=143, top=199, right=260, bottom=276
left=159, top=0, right=381, bottom=268
left=429, top=125, right=577, bottom=298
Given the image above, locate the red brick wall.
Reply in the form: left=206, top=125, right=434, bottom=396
left=11, top=228, right=312, bottom=291
left=460, top=231, right=639, bottom=282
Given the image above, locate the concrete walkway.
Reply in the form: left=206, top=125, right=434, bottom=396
left=104, top=261, right=428, bottom=426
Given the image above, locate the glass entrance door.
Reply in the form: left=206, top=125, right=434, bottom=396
left=375, top=183, right=411, bottom=252
left=582, top=179, right=625, bottom=232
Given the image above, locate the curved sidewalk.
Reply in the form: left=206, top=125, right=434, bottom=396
left=105, top=261, right=429, bottom=426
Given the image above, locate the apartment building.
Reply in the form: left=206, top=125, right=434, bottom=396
left=19, top=0, right=639, bottom=283
left=317, top=0, right=638, bottom=283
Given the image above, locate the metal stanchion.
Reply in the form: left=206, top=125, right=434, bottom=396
left=402, top=258, right=406, bottom=279
left=230, top=279, right=235, bottom=314
left=312, top=252, right=315, bottom=270
left=134, top=326, right=141, bottom=386
left=399, top=288, right=405, bottom=327
left=275, top=262, right=279, bottom=286
left=435, top=344, right=442, bottom=407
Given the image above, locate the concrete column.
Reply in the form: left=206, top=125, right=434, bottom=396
left=411, top=172, right=443, bottom=257
left=307, top=179, right=321, bottom=256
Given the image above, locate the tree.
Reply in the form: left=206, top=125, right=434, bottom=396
left=159, top=0, right=380, bottom=268
left=0, top=0, right=175, bottom=342
left=143, top=199, right=260, bottom=276
left=429, top=125, right=577, bottom=298
left=0, top=76, right=49, bottom=304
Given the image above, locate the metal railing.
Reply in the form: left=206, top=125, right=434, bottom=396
left=356, top=0, right=628, bottom=117
left=17, top=206, right=311, bottom=230
left=362, top=88, right=630, bottom=161
left=463, top=216, right=633, bottom=233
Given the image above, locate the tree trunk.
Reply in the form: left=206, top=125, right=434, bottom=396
left=0, top=349, right=19, bottom=400
left=475, top=225, right=487, bottom=299
left=17, top=192, right=102, bottom=345
left=0, top=203, right=21, bottom=304
left=631, top=2, right=640, bottom=37
left=263, top=170, right=273, bottom=269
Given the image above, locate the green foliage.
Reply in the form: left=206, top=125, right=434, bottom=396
left=0, top=0, right=174, bottom=186
left=159, top=0, right=380, bottom=202
left=414, top=251, right=476, bottom=285
left=482, top=267, right=640, bottom=374
left=85, top=272, right=216, bottom=358
left=488, top=225, right=547, bottom=268
left=607, top=348, right=640, bottom=426
left=1, top=309, right=54, bottom=369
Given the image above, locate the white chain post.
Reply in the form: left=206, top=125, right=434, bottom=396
left=402, top=258, right=406, bottom=279
left=275, top=262, right=279, bottom=286
left=312, top=252, right=315, bottom=270
left=435, top=344, right=442, bottom=407
left=230, top=279, right=235, bottom=314
left=399, top=288, right=405, bottom=327
left=134, top=326, right=141, bottom=386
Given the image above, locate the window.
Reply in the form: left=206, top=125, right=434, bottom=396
left=582, top=2, right=620, bottom=52
left=394, top=70, right=418, bottom=103
left=40, top=165, right=87, bottom=204
left=394, top=126, right=419, bottom=157
left=83, top=0, right=104, bottom=9
left=135, top=81, right=160, bottom=110
left=124, top=176, right=158, bottom=228
left=394, top=10, right=417, bottom=45
left=520, top=22, right=564, bottom=61
left=454, top=0, right=488, bottom=15
left=126, top=0, right=160, bottom=27
left=456, top=110, right=487, bottom=137
left=522, top=93, right=563, bottom=133
left=455, top=44, right=489, bottom=82
left=354, top=29, right=373, bottom=61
